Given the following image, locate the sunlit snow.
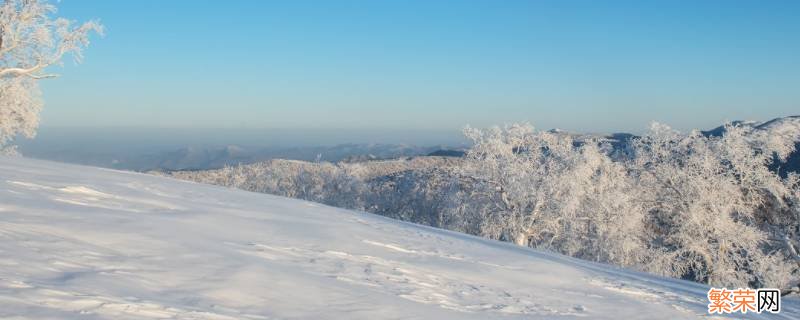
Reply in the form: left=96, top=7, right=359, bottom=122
left=1, top=157, right=797, bottom=319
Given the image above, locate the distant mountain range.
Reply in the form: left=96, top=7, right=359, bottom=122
left=606, top=116, right=800, bottom=176
left=18, top=116, right=800, bottom=173
left=728, top=116, right=800, bottom=177
left=138, top=144, right=452, bottom=171
left=26, top=143, right=458, bottom=172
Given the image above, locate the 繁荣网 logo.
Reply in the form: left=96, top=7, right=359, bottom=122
left=707, top=287, right=780, bottom=314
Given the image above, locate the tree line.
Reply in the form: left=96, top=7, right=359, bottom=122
left=162, top=121, right=800, bottom=294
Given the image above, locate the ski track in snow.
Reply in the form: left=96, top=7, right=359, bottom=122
left=0, top=157, right=798, bottom=319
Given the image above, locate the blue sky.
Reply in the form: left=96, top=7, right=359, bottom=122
left=41, top=0, right=800, bottom=134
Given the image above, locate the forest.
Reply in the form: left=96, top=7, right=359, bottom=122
left=161, top=118, right=800, bottom=294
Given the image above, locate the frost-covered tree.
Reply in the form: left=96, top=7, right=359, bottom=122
left=0, top=0, right=101, bottom=152
left=456, top=122, right=800, bottom=289
left=631, top=123, right=800, bottom=288
left=159, top=119, right=800, bottom=291
left=457, top=124, right=648, bottom=268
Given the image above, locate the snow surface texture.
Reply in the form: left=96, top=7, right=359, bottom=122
left=0, top=157, right=797, bottom=319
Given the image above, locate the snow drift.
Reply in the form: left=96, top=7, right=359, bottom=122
left=0, top=156, right=797, bottom=319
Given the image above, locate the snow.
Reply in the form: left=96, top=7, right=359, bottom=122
left=0, top=156, right=797, bottom=319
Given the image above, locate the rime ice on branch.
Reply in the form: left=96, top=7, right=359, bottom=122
left=0, top=0, right=101, bottom=152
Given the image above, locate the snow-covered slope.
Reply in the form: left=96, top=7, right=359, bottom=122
left=0, top=157, right=797, bottom=319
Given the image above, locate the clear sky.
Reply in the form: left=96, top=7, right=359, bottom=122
left=40, top=0, right=800, bottom=134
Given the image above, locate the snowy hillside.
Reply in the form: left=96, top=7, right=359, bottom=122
left=0, top=157, right=797, bottom=319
